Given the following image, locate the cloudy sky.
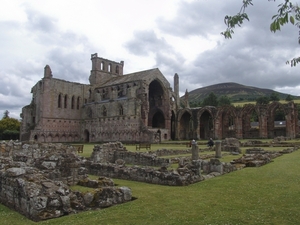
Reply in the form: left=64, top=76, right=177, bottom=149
left=1, top=0, right=299, bottom=119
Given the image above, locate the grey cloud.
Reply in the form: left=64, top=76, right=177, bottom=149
left=46, top=48, right=91, bottom=83
left=152, top=0, right=300, bottom=93
left=185, top=38, right=299, bottom=91
left=157, top=0, right=238, bottom=38
left=154, top=52, right=185, bottom=74
left=124, top=30, right=173, bottom=56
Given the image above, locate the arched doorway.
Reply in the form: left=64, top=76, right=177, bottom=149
left=148, top=80, right=165, bottom=127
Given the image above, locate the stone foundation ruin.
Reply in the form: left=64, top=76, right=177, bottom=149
left=0, top=138, right=298, bottom=221
left=0, top=141, right=132, bottom=221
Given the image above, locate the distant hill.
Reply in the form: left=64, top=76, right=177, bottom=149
left=183, top=82, right=299, bottom=104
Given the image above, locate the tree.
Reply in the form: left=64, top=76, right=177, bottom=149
left=201, top=92, right=219, bottom=106
left=270, top=92, right=280, bottom=101
left=218, top=95, right=232, bottom=106
left=221, top=0, right=300, bottom=66
left=0, top=117, right=20, bottom=140
left=3, top=110, right=9, bottom=119
left=274, top=108, right=285, bottom=120
left=190, top=100, right=202, bottom=107
left=285, top=94, right=294, bottom=101
left=256, top=96, right=270, bottom=104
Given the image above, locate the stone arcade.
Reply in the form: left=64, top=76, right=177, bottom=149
left=20, top=54, right=299, bottom=143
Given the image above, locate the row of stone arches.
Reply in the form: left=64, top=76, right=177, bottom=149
left=84, top=129, right=154, bottom=143
left=176, top=102, right=298, bottom=140
left=33, top=132, right=79, bottom=143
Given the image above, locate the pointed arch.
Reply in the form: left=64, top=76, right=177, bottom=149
left=177, top=109, right=193, bottom=140
left=241, top=104, right=259, bottom=138
left=197, top=107, right=216, bottom=140
left=152, top=110, right=165, bottom=128
left=267, top=102, right=287, bottom=138
left=216, top=105, right=238, bottom=139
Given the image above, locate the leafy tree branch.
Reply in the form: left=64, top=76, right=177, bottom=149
left=221, top=0, right=300, bottom=66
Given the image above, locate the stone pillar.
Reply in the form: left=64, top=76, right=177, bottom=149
left=215, top=140, right=222, bottom=158
left=191, top=140, right=199, bottom=160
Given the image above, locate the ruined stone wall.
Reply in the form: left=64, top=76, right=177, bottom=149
left=84, top=116, right=145, bottom=143
left=0, top=167, right=131, bottom=221
left=0, top=141, right=132, bottom=221
left=87, top=142, right=241, bottom=186
left=177, top=102, right=299, bottom=141
left=86, top=162, right=203, bottom=186
left=21, top=76, right=89, bottom=142
left=0, top=141, right=87, bottom=185
left=114, top=151, right=170, bottom=167
left=149, top=148, right=192, bottom=156
left=221, top=138, right=241, bottom=153
left=90, top=142, right=170, bottom=167
left=202, top=158, right=237, bottom=174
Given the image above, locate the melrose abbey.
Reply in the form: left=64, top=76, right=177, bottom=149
left=20, top=53, right=299, bottom=143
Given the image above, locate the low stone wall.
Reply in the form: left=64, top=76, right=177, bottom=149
left=114, top=151, right=170, bottom=167
left=148, top=149, right=192, bottom=156
left=88, top=142, right=243, bottom=186
left=90, top=142, right=170, bottom=167
left=86, top=161, right=203, bottom=186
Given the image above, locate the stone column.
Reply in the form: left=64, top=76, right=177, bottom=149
left=191, top=140, right=199, bottom=160
left=215, top=140, right=222, bottom=158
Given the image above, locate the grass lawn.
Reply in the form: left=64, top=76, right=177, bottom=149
left=1, top=144, right=300, bottom=224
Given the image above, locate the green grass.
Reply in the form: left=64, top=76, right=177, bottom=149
left=2, top=144, right=300, bottom=224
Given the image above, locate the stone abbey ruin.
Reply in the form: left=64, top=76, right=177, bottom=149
left=20, top=53, right=299, bottom=143
left=2, top=54, right=299, bottom=221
